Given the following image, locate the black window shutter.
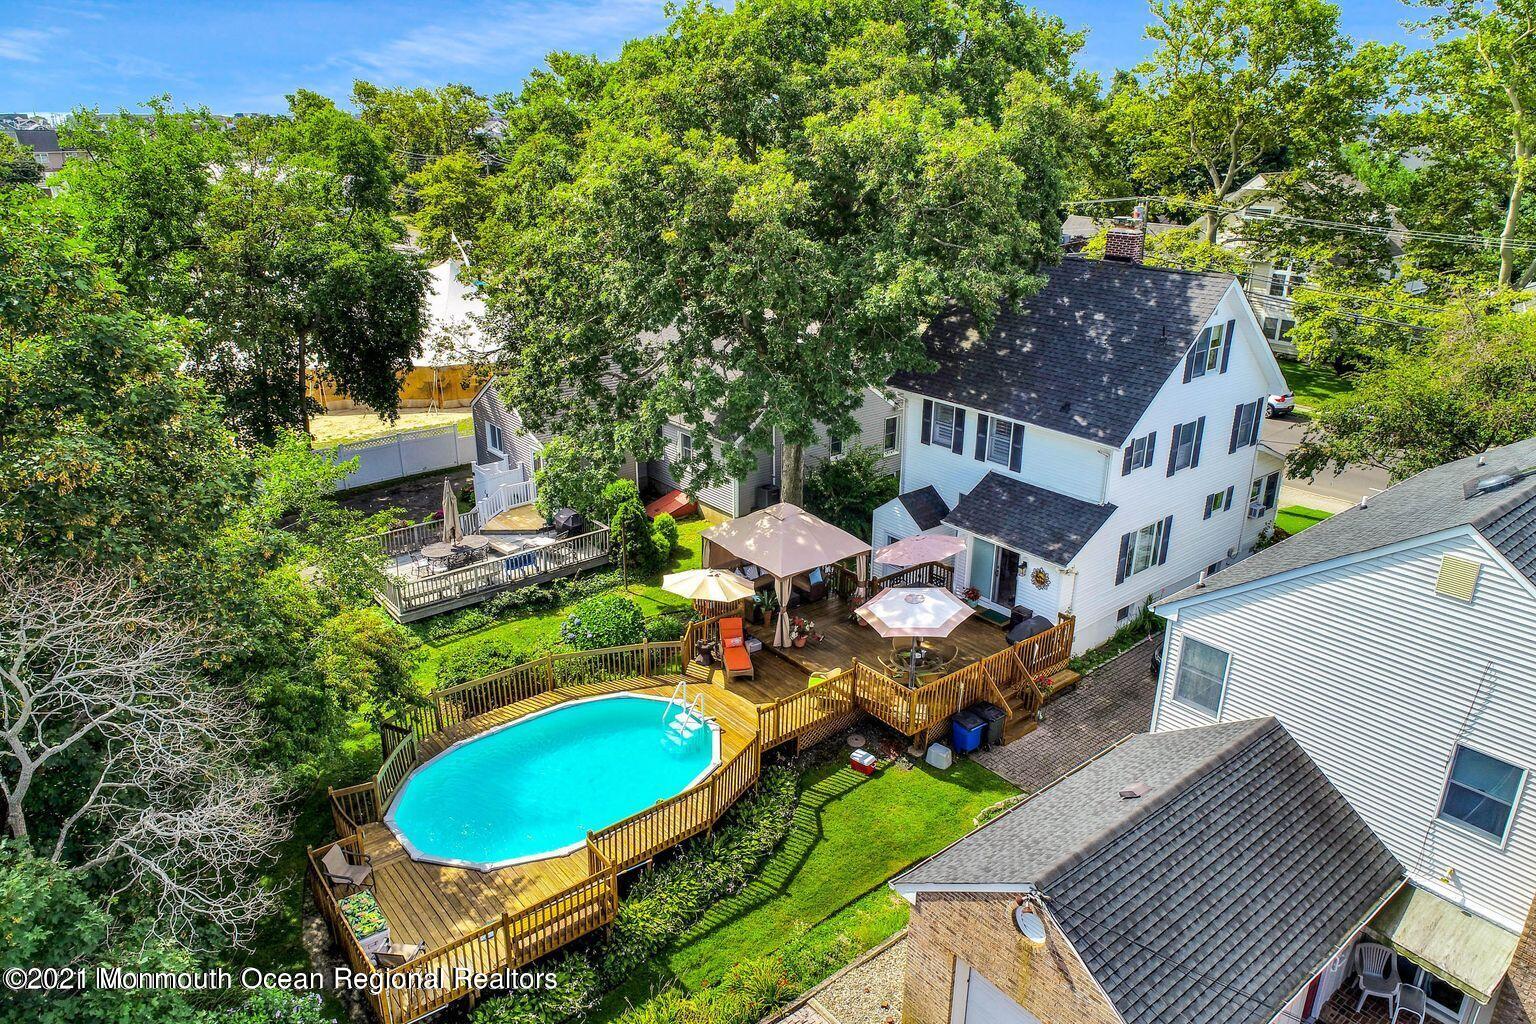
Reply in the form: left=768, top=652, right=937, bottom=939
left=1166, top=423, right=1181, bottom=477
left=1146, top=431, right=1156, bottom=466
left=1122, top=443, right=1133, bottom=476
left=1009, top=424, right=1024, bottom=473
left=1225, top=485, right=1235, bottom=509
left=1229, top=402, right=1243, bottom=454
left=921, top=400, right=933, bottom=445
left=1183, top=343, right=1196, bottom=383
left=1203, top=493, right=1214, bottom=520
left=1115, top=532, right=1132, bottom=584
left=1157, top=515, right=1173, bottom=565
left=975, top=415, right=989, bottom=461
left=1190, top=416, right=1206, bottom=467
left=951, top=409, right=966, bottom=455
left=1249, top=398, right=1264, bottom=446
left=1220, top=319, right=1235, bottom=372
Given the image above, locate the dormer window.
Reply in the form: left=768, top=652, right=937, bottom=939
left=1184, top=321, right=1234, bottom=381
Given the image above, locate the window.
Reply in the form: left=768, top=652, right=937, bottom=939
left=1241, top=205, right=1274, bottom=221
left=1116, top=604, right=1134, bottom=623
left=1203, top=486, right=1234, bottom=519
left=1269, top=261, right=1305, bottom=298
left=1439, top=744, right=1524, bottom=842
left=1229, top=399, right=1262, bottom=453
left=1167, top=419, right=1204, bottom=476
left=679, top=431, right=694, bottom=461
left=1173, top=637, right=1229, bottom=716
left=931, top=403, right=958, bottom=448
left=1117, top=516, right=1171, bottom=583
left=829, top=436, right=843, bottom=456
left=1187, top=323, right=1231, bottom=380
left=1122, top=432, right=1156, bottom=474
left=1203, top=322, right=1228, bottom=375
left=986, top=418, right=1020, bottom=467
left=1262, top=316, right=1295, bottom=345
left=883, top=416, right=899, bottom=454
left=485, top=422, right=505, bottom=455
left=1247, top=471, right=1281, bottom=511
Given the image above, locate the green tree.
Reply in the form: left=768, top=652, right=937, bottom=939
left=0, top=134, right=42, bottom=188
left=1290, top=306, right=1536, bottom=481
left=352, top=81, right=490, bottom=170
left=1385, top=0, right=1536, bottom=288
left=1110, top=0, right=1394, bottom=241
left=803, top=445, right=899, bottom=540
left=486, top=0, right=1080, bottom=505
left=407, top=149, right=491, bottom=259
left=533, top=435, right=620, bottom=519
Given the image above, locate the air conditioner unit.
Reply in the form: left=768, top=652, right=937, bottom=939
left=1248, top=502, right=1267, bottom=519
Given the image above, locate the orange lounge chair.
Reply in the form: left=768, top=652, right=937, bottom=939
left=719, top=617, right=754, bottom=679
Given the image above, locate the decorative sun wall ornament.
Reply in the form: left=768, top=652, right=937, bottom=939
left=1031, top=568, right=1050, bottom=590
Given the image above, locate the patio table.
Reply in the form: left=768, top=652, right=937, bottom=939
left=880, top=640, right=958, bottom=680
left=420, top=542, right=455, bottom=572
left=457, top=534, right=490, bottom=551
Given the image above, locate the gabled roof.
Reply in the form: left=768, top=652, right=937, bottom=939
left=1163, top=436, right=1536, bottom=606
left=898, top=486, right=950, bottom=532
left=890, top=259, right=1237, bottom=447
left=944, top=471, right=1115, bottom=566
left=895, top=718, right=1402, bottom=1024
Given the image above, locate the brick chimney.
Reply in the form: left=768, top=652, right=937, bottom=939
left=1104, top=226, right=1145, bottom=263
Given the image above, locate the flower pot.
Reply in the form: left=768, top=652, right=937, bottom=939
left=793, top=636, right=807, bottom=648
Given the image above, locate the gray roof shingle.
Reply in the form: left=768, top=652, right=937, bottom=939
left=898, top=485, right=951, bottom=532
left=895, top=719, right=1402, bottom=1024
left=943, top=471, right=1116, bottom=565
left=891, top=259, right=1236, bottom=446
left=1164, top=436, right=1536, bottom=605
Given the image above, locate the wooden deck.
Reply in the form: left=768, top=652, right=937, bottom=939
left=352, top=681, right=762, bottom=951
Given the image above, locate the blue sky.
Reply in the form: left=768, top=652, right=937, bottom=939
left=2, top=1, right=1421, bottom=117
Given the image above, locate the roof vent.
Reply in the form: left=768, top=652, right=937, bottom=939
left=1119, top=782, right=1150, bottom=800
left=1436, top=555, right=1482, bottom=602
left=1463, top=467, right=1535, bottom=499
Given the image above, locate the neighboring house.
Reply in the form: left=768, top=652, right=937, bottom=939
left=471, top=377, right=902, bottom=520
left=1059, top=211, right=1182, bottom=253
left=870, top=244, right=1288, bottom=652
left=1, top=115, right=70, bottom=176
left=890, top=717, right=1402, bottom=1024
left=1152, top=437, right=1536, bottom=1023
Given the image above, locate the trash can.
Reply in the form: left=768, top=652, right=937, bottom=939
left=950, top=709, right=985, bottom=754
left=973, top=702, right=1007, bottom=748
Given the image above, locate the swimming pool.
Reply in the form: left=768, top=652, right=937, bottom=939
left=386, top=693, right=720, bottom=870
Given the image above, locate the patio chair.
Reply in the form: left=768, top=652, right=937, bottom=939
left=320, top=844, right=374, bottom=893
left=1355, top=942, right=1398, bottom=1013
left=718, top=617, right=754, bottom=680
left=1393, top=984, right=1426, bottom=1024
left=375, top=940, right=426, bottom=969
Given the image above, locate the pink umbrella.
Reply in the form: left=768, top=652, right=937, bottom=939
left=855, top=587, right=974, bottom=684
left=875, top=533, right=966, bottom=568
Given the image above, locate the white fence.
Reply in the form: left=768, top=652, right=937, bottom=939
left=330, top=426, right=478, bottom=491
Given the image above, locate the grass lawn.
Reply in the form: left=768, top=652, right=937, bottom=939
left=1276, top=505, right=1333, bottom=535
left=1276, top=358, right=1356, bottom=412
left=595, top=755, right=1018, bottom=1020
left=411, top=516, right=710, bottom=686
left=310, top=408, right=473, bottom=447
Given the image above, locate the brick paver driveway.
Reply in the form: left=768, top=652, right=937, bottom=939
left=974, top=637, right=1159, bottom=791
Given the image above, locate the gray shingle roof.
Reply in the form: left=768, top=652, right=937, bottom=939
left=943, top=471, right=1116, bottom=565
left=895, top=719, right=1402, bottom=1024
left=891, top=259, right=1236, bottom=446
left=1164, top=436, right=1536, bottom=605
left=898, top=485, right=950, bottom=532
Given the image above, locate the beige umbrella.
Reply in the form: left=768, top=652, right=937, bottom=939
left=855, top=587, right=975, bottom=684
left=440, top=479, right=463, bottom=545
left=875, top=534, right=967, bottom=568
left=661, top=568, right=756, bottom=604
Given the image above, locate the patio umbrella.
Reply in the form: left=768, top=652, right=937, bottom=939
left=661, top=568, right=756, bottom=605
left=440, top=479, right=463, bottom=545
left=874, top=533, right=967, bottom=569
left=855, top=587, right=975, bottom=683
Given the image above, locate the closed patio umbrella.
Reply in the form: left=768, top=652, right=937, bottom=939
left=661, top=568, right=756, bottom=605
left=855, top=587, right=975, bottom=684
left=440, top=479, right=463, bottom=545
left=874, top=534, right=967, bottom=569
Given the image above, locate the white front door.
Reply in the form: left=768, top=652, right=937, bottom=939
left=951, top=963, right=1041, bottom=1024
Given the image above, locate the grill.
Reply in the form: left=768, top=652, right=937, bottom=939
left=551, top=508, right=586, bottom=538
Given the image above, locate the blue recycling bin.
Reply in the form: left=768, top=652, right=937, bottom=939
left=951, top=709, right=986, bottom=754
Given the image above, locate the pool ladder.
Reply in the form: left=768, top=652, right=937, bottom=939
left=663, top=681, right=707, bottom=747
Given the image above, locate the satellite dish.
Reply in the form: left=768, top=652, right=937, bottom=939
left=1014, top=903, right=1047, bottom=944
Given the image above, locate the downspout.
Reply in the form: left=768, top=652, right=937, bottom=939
left=1059, top=567, right=1079, bottom=616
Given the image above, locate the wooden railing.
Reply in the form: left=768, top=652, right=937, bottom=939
left=758, top=669, right=857, bottom=747
left=870, top=559, right=955, bottom=594
left=377, top=732, right=419, bottom=807
left=375, top=526, right=611, bottom=618
left=328, top=781, right=379, bottom=838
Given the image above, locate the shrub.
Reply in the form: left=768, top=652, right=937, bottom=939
left=534, top=437, right=618, bottom=519
left=645, top=611, right=691, bottom=643
left=438, top=637, right=551, bottom=689
left=651, top=512, right=678, bottom=560
left=560, top=592, right=646, bottom=650
left=469, top=767, right=799, bottom=1024
left=803, top=444, right=898, bottom=541
left=610, top=498, right=663, bottom=575
left=598, top=478, right=642, bottom=521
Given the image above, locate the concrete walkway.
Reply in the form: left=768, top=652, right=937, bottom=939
left=974, top=637, right=1159, bottom=792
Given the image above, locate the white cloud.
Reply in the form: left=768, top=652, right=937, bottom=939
left=0, top=27, right=62, bottom=63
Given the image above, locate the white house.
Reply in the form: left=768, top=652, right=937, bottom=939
left=1152, top=437, right=1536, bottom=1024
left=470, top=377, right=902, bottom=520
left=870, top=247, right=1288, bottom=652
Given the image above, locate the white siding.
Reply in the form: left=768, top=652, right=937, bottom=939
left=1153, top=530, right=1536, bottom=932
left=796, top=390, right=903, bottom=479
left=653, top=421, right=743, bottom=517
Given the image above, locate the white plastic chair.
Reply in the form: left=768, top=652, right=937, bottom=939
left=1355, top=942, right=1399, bottom=1013
left=1393, top=984, right=1426, bottom=1024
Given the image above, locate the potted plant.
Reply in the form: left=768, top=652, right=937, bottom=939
left=752, top=589, right=778, bottom=626
left=789, top=617, right=817, bottom=647
left=962, top=586, right=981, bottom=607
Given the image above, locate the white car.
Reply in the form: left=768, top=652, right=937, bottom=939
left=1266, top=391, right=1295, bottom=417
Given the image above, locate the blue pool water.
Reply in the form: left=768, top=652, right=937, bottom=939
left=388, top=695, right=717, bottom=868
